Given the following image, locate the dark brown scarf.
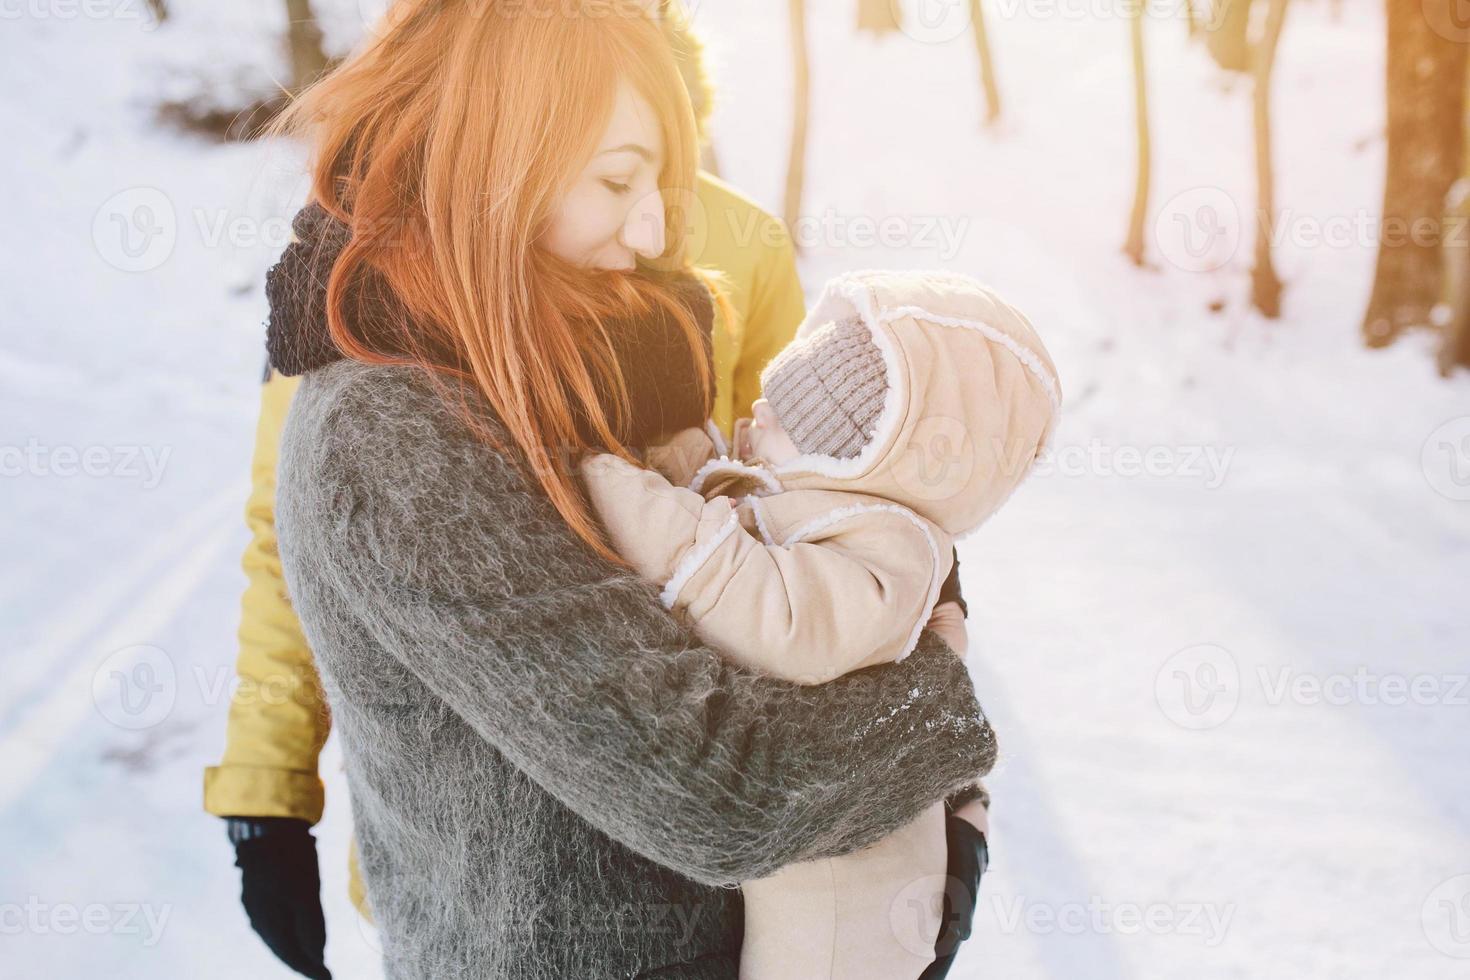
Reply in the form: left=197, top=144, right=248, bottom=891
left=264, top=203, right=716, bottom=451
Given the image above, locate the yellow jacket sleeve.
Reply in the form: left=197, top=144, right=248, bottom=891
left=693, top=171, right=806, bottom=435
left=729, top=222, right=805, bottom=427
left=203, top=371, right=330, bottom=823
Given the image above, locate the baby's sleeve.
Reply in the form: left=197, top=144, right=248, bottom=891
left=578, top=452, right=736, bottom=587
left=580, top=454, right=954, bottom=685
left=666, top=494, right=953, bottom=685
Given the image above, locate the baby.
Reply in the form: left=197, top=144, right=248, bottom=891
left=578, top=269, right=1061, bottom=979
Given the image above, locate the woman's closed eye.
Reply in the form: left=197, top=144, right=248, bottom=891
left=602, top=178, right=633, bottom=196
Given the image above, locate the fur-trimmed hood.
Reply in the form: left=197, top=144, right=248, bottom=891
left=763, top=270, right=1061, bottom=538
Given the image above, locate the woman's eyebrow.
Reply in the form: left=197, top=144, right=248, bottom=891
left=597, top=143, right=655, bottom=161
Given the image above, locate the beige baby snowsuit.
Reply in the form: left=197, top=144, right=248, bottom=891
left=579, top=270, right=1062, bottom=979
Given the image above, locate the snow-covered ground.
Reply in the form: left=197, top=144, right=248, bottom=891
left=3, top=1, right=1467, bottom=977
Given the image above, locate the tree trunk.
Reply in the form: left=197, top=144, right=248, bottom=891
left=1123, top=0, right=1151, bottom=266
left=856, top=0, right=902, bottom=34
left=1438, top=180, right=1470, bottom=374
left=285, top=0, right=330, bottom=91
left=1249, top=0, right=1290, bottom=317
left=1361, top=0, right=1468, bottom=347
left=968, top=0, right=1002, bottom=125
left=785, top=0, right=811, bottom=240
left=1204, top=0, right=1254, bottom=73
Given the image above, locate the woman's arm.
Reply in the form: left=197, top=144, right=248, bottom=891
left=286, top=364, right=997, bottom=888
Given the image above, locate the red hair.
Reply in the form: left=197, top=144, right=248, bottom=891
left=270, top=0, right=719, bottom=563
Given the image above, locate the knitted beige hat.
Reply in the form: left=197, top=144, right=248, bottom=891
left=759, top=317, right=888, bottom=459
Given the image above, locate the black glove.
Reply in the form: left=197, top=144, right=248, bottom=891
left=920, top=813, right=990, bottom=979
left=228, top=817, right=332, bottom=980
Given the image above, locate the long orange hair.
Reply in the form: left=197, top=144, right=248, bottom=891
left=269, top=0, right=718, bottom=564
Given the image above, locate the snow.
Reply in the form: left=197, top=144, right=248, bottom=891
left=2, top=0, right=1467, bottom=977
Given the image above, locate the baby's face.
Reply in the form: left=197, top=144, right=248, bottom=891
left=746, top=399, right=800, bottom=464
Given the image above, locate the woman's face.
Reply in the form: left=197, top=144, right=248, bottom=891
left=542, top=80, right=668, bottom=271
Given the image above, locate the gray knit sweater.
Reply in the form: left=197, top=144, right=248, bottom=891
left=274, top=359, right=998, bottom=979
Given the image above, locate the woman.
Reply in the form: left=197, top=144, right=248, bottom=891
left=269, top=3, right=996, bottom=976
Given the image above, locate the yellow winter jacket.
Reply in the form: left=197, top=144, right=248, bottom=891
left=202, top=171, right=806, bottom=915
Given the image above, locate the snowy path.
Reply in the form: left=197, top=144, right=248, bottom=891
left=3, top=1, right=1468, bottom=978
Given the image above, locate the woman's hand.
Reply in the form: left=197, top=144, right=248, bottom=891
left=931, top=805, right=990, bottom=968
left=925, top=600, right=969, bottom=659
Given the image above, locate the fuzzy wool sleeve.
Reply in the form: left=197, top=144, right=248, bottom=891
left=283, top=362, right=998, bottom=887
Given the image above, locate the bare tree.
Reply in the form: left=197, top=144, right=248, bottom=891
left=285, top=0, right=330, bottom=91
left=968, top=0, right=1002, bottom=125
left=155, top=0, right=332, bottom=141
left=1123, top=0, right=1151, bottom=265
left=1249, top=0, right=1290, bottom=316
left=784, top=0, right=811, bottom=239
left=1361, top=0, right=1467, bottom=347
left=1204, top=0, right=1254, bottom=72
left=1438, top=181, right=1470, bottom=374
left=856, top=0, right=902, bottom=34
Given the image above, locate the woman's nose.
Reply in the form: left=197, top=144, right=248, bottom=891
left=621, top=188, right=667, bottom=260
